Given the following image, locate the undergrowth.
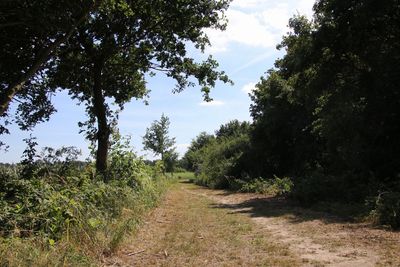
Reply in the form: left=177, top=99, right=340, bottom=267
left=0, top=135, right=173, bottom=266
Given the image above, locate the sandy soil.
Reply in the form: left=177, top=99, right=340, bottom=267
left=189, top=186, right=400, bottom=266
left=105, top=181, right=400, bottom=267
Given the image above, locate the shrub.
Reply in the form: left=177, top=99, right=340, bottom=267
left=232, top=176, right=293, bottom=195
left=194, top=134, right=250, bottom=189
left=0, top=140, right=170, bottom=265
left=290, top=171, right=370, bottom=205
left=369, top=191, right=400, bottom=229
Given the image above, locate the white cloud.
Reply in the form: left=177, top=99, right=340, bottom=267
left=205, top=0, right=315, bottom=53
left=199, top=100, right=225, bottom=106
left=241, top=82, right=256, bottom=94
left=205, top=9, right=276, bottom=53
left=261, top=4, right=291, bottom=36
left=231, top=0, right=266, bottom=8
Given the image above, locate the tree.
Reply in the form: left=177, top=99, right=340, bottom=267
left=164, top=150, right=179, bottom=173
left=248, top=0, right=400, bottom=203
left=215, top=120, right=251, bottom=139
left=143, top=114, right=176, bottom=162
left=182, top=132, right=215, bottom=171
left=44, top=0, right=231, bottom=175
left=1, top=0, right=232, bottom=174
left=0, top=0, right=100, bottom=116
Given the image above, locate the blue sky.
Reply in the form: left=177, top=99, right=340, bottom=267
left=1, top=0, right=314, bottom=163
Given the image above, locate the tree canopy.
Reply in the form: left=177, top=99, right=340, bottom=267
left=247, top=0, right=400, bottom=202
left=1, top=0, right=232, bottom=175
left=187, top=0, right=400, bottom=226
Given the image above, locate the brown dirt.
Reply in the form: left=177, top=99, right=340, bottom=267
left=189, top=185, right=400, bottom=267
left=105, top=181, right=400, bottom=267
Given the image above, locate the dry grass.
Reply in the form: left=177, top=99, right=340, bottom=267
left=190, top=185, right=400, bottom=267
left=106, top=181, right=400, bottom=266
left=108, top=182, right=301, bottom=266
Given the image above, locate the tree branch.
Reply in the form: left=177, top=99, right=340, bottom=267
left=0, top=0, right=103, bottom=116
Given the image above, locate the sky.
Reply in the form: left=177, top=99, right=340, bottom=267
left=0, top=0, right=315, bottom=163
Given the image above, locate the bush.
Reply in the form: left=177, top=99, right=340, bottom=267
left=290, top=171, right=370, bottom=205
left=0, top=140, right=170, bottom=265
left=231, top=176, right=293, bottom=195
left=194, top=134, right=250, bottom=189
left=369, top=191, right=400, bottom=229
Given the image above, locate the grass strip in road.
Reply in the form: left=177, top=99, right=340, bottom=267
left=113, top=182, right=301, bottom=266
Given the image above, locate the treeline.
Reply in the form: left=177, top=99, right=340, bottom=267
left=184, top=0, right=400, bottom=228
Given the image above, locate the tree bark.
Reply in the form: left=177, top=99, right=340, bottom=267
left=92, top=61, right=110, bottom=178
left=0, top=0, right=100, bottom=116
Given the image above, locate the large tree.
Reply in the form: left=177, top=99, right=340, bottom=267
left=249, top=0, right=400, bottom=202
left=0, top=0, right=100, bottom=116
left=3, top=0, right=231, bottom=175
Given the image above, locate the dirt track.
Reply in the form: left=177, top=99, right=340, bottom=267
left=106, top=181, right=400, bottom=266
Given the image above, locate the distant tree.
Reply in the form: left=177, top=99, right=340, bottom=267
left=215, top=120, right=251, bottom=139
left=188, top=132, right=215, bottom=151
left=164, top=150, right=179, bottom=173
left=182, top=132, right=215, bottom=171
left=143, top=114, right=176, bottom=163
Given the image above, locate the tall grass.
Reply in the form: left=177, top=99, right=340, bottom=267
left=0, top=170, right=171, bottom=266
left=0, top=136, right=174, bottom=266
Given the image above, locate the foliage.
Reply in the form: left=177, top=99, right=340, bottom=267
left=231, top=176, right=293, bottom=196
left=143, top=114, right=176, bottom=160
left=369, top=189, right=400, bottom=229
left=163, top=150, right=179, bottom=173
left=0, top=142, right=171, bottom=265
left=182, top=132, right=215, bottom=172
left=0, top=0, right=96, bottom=119
left=186, top=0, right=400, bottom=228
left=107, top=132, right=148, bottom=184
left=186, top=121, right=251, bottom=188
left=215, top=120, right=251, bottom=139
left=245, top=0, right=400, bottom=227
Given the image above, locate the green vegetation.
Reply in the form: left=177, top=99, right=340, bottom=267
left=185, top=0, right=400, bottom=229
left=1, top=0, right=232, bottom=174
left=169, top=172, right=195, bottom=181
left=143, top=114, right=179, bottom=173
left=0, top=135, right=172, bottom=266
left=1, top=2, right=400, bottom=266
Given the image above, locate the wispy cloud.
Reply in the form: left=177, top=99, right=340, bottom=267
left=242, top=82, right=257, bottom=94
left=232, top=51, right=276, bottom=75
left=199, top=100, right=225, bottom=107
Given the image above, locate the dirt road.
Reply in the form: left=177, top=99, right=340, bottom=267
left=106, top=181, right=400, bottom=266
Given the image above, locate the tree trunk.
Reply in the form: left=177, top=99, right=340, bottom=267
left=92, top=61, right=110, bottom=178
left=0, top=1, right=100, bottom=116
